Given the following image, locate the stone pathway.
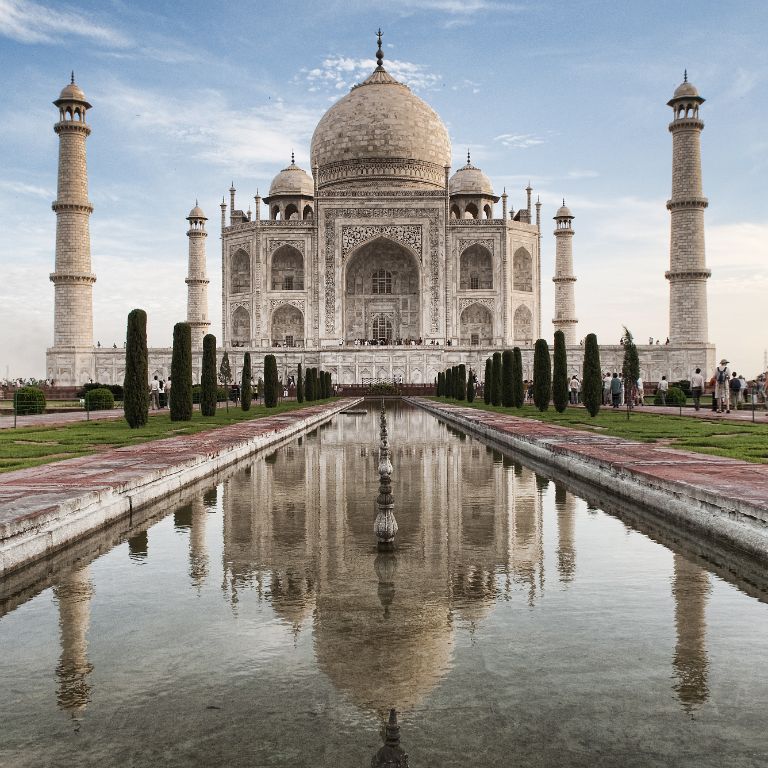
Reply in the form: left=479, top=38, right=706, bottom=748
left=412, top=398, right=768, bottom=557
left=0, top=399, right=354, bottom=575
left=0, top=407, right=128, bottom=429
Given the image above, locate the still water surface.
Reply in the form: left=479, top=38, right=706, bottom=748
left=2, top=403, right=768, bottom=767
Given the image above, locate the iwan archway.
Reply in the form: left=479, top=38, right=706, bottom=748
left=343, top=237, right=421, bottom=343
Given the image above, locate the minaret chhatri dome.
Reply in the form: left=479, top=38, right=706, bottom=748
left=310, top=30, right=451, bottom=190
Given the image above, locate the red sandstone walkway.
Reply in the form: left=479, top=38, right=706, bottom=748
left=0, top=400, right=346, bottom=522
left=414, top=398, right=768, bottom=519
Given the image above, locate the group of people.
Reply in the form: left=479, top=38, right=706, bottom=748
left=149, top=375, right=171, bottom=410
left=348, top=337, right=425, bottom=347
left=711, top=359, right=766, bottom=413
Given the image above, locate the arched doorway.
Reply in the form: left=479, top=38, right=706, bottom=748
left=459, top=244, right=493, bottom=290
left=514, top=304, right=533, bottom=343
left=344, top=237, right=420, bottom=342
left=231, top=306, right=250, bottom=346
left=459, top=303, right=493, bottom=346
left=271, top=245, right=304, bottom=290
left=271, top=304, right=304, bottom=347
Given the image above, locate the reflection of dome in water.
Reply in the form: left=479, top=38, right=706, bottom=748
left=314, top=592, right=454, bottom=715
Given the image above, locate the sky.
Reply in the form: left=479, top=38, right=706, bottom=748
left=0, top=0, right=766, bottom=379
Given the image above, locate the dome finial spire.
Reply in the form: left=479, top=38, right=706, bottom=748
left=467, top=149, right=471, bottom=165
left=71, top=70, right=75, bottom=85
left=376, top=28, right=384, bottom=68
left=291, top=149, right=295, bottom=165
left=684, top=68, right=688, bottom=83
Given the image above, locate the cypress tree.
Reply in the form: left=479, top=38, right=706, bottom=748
left=241, top=352, right=253, bottom=411
left=218, top=351, right=232, bottom=411
left=200, top=333, right=217, bottom=417
left=512, top=347, right=524, bottom=408
left=552, top=330, right=569, bottom=413
left=123, top=308, right=149, bottom=428
left=533, top=338, right=551, bottom=412
left=263, top=354, right=277, bottom=407
left=327, top=371, right=333, bottom=397
left=170, top=322, right=193, bottom=421
left=491, top=352, right=502, bottom=406
left=304, top=365, right=312, bottom=401
left=436, top=371, right=443, bottom=397
left=297, top=362, right=304, bottom=403
left=323, top=370, right=329, bottom=399
left=467, top=368, right=476, bottom=403
left=448, top=367, right=455, bottom=399
left=484, top=358, right=492, bottom=404
left=456, top=364, right=467, bottom=401
left=622, top=327, right=640, bottom=410
left=501, top=349, right=514, bottom=407
left=582, top=333, right=602, bottom=417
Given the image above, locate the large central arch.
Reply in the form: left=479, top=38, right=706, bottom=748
left=343, top=237, right=421, bottom=342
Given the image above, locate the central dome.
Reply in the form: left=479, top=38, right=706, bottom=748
left=310, top=40, right=451, bottom=190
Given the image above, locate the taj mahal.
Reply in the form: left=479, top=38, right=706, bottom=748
left=45, top=33, right=715, bottom=387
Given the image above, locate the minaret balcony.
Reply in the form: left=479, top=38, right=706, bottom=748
left=666, top=197, right=708, bottom=211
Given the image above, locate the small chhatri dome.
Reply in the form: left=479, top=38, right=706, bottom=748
left=268, top=156, right=314, bottom=198
left=188, top=201, right=207, bottom=220
left=310, top=29, right=451, bottom=189
left=670, top=70, right=704, bottom=103
left=449, top=151, right=495, bottom=197
left=555, top=199, right=573, bottom=219
left=55, top=72, right=91, bottom=108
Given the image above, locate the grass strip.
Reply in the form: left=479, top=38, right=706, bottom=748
left=428, top=398, right=768, bottom=464
left=0, top=400, right=335, bottom=473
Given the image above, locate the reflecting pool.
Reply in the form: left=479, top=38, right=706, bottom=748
left=2, top=402, right=768, bottom=767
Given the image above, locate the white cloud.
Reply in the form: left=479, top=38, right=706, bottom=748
left=494, top=133, right=545, bottom=149
left=299, top=56, right=440, bottom=93
left=0, top=0, right=130, bottom=47
left=0, top=180, right=53, bottom=198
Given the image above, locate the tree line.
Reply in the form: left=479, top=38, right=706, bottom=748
left=436, top=330, right=640, bottom=418
left=122, top=309, right=333, bottom=428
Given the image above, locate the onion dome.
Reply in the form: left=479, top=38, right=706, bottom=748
left=310, top=30, right=451, bottom=189
left=267, top=153, right=314, bottom=198
left=449, top=152, right=496, bottom=198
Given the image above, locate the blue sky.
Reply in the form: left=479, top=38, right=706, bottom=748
left=0, top=0, right=766, bottom=377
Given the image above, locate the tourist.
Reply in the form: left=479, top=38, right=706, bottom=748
left=166, top=376, right=171, bottom=406
left=690, top=367, right=704, bottom=411
left=658, top=375, right=669, bottom=406
left=158, top=378, right=165, bottom=408
left=712, top=358, right=730, bottom=413
left=569, top=375, right=580, bottom=404
left=636, top=376, right=644, bottom=405
left=730, top=371, right=742, bottom=409
left=610, top=372, right=621, bottom=408
left=603, top=372, right=612, bottom=405
left=150, top=376, right=160, bottom=410
left=739, top=373, right=747, bottom=406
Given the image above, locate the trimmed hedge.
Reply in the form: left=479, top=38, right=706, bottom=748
left=582, top=333, right=602, bottom=417
left=533, top=338, right=551, bottom=412
left=170, top=322, right=193, bottom=422
left=491, top=352, right=502, bottom=406
left=456, top=364, right=466, bottom=401
left=297, top=363, right=304, bottom=403
left=264, top=354, right=278, bottom=407
left=14, top=386, right=46, bottom=415
left=552, top=330, right=568, bottom=413
left=79, top=382, right=124, bottom=400
left=512, top=347, right=524, bottom=408
left=241, top=352, right=253, bottom=411
left=484, top=358, right=492, bottom=404
left=654, top=385, right=686, bottom=406
left=200, top=334, right=217, bottom=417
left=501, top=349, right=513, bottom=407
left=124, top=308, right=149, bottom=428
left=85, top=387, right=114, bottom=411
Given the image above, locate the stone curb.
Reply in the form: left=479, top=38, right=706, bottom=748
left=409, top=398, right=768, bottom=561
left=0, top=399, right=360, bottom=577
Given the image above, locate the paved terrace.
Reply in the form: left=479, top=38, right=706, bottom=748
left=0, top=399, right=356, bottom=575
left=411, top=398, right=768, bottom=561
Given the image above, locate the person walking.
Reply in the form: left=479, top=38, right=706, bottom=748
left=690, top=367, right=705, bottom=411
left=150, top=375, right=160, bottom=410
left=658, top=375, right=669, bottom=406
left=636, top=376, right=645, bottom=406
left=730, top=371, right=742, bottom=410
left=569, top=376, right=580, bottom=405
left=713, top=359, right=730, bottom=413
left=610, top=372, right=622, bottom=408
left=603, top=372, right=612, bottom=406
left=158, top=378, right=165, bottom=409
left=165, top=376, right=171, bottom=408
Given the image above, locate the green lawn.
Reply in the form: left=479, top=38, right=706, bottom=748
left=0, top=399, right=335, bottom=473
left=428, top=398, right=768, bottom=464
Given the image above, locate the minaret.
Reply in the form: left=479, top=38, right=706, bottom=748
left=552, top=200, right=578, bottom=345
left=186, top=202, right=210, bottom=347
left=50, top=74, right=96, bottom=349
left=666, top=72, right=710, bottom=344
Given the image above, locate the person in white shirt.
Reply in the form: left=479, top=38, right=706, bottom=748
left=636, top=377, right=644, bottom=406
left=658, top=375, right=669, bottom=406
left=713, top=359, right=730, bottom=413
left=150, top=375, right=160, bottom=410
left=690, top=367, right=705, bottom=411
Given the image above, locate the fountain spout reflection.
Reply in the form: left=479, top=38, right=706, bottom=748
left=374, top=400, right=398, bottom=550
left=371, top=708, right=410, bottom=767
